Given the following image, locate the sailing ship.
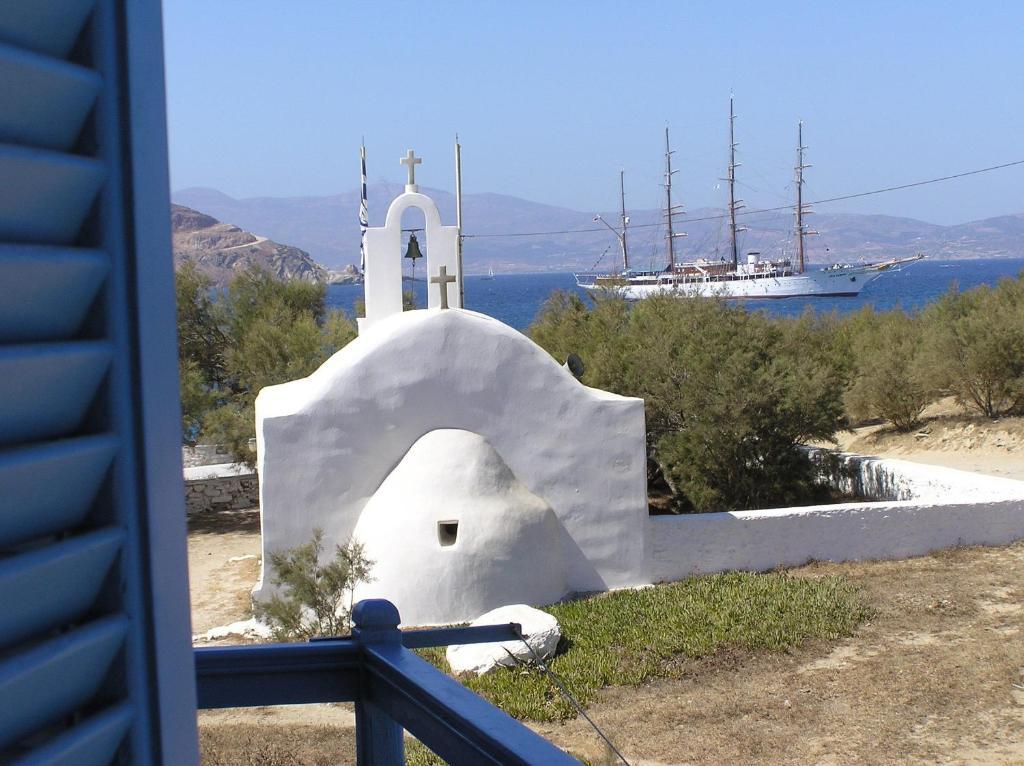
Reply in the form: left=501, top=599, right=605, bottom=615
left=575, top=99, right=924, bottom=300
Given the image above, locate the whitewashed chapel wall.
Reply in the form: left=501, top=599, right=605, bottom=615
left=255, top=308, right=649, bottom=608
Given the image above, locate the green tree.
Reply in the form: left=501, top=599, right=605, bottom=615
left=842, top=308, right=934, bottom=431
left=921, top=276, right=1024, bottom=418
left=179, top=358, right=216, bottom=445
left=174, top=261, right=227, bottom=382
left=174, top=266, right=358, bottom=463
left=175, top=263, right=228, bottom=441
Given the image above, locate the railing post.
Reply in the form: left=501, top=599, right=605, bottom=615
left=353, top=600, right=405, bottom=766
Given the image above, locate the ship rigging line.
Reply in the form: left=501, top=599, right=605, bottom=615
left=460, top=158, right=1024, bottom=239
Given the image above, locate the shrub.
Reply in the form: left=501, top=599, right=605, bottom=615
left=922, top=276, right=1024, bottom=418
left=530, top=294, right=843, bottom=512
left=254, top=530, right=374, bottom=641
left=841, top=308, right=934, bottom=431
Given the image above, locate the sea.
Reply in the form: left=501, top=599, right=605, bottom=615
left=326, top=258, right=1024, bottom=332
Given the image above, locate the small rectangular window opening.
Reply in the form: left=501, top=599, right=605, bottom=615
left=438, top=520, right=459, bottom=547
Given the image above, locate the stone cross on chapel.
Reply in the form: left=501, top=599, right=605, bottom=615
left=430, top=265, right=456, bottom=310
left=401, top=150, right=422, bottom=191
left=359, top=148, right=463, bottom=332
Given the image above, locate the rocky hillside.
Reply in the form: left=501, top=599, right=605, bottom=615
left=174, top=186, right=1024, bottom=274
left=171, top=204, right=328, bottom=286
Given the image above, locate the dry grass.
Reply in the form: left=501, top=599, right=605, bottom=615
left=539, top=542, right=1024, bottom=765
left=199, top=725, right=354, bottom=765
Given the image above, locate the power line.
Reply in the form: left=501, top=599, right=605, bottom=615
left=461, top=158, right=1024, bottom=239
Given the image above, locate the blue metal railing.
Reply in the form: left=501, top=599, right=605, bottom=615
left=195, top=599, right=580, bottom=765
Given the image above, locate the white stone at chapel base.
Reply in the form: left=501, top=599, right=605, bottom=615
left=351, top=429, right=567, bottom=626
left=446, top=605, right=562, bottom=677
left=254, top=308, right=650, bottom=623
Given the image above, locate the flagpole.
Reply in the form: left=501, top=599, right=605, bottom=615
left=455, top=134, right=464, bottom=306
left=359, top=141, right=368, bottom=275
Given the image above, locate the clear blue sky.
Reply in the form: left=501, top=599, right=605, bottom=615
left=163, top=1, right=1024, bottom=225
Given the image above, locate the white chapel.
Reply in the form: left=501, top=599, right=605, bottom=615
left=253, top=150, right=650, bottom=625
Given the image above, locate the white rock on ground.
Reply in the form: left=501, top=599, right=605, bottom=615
left=446, top=605, right=561, bottom=677
left=192, top=618, right=272, bottom=644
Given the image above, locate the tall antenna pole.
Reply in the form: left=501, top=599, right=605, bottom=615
left=664, top=126, right=680, bottom=271
left=794, top=121, right=816, bottom=274
left=795, top=121, right=805, bottom=273
left=727, top=95, right=746, bottom=270
left=454, top=134, right=464, bottom=305
left=619, top=169, right=630, bottom=271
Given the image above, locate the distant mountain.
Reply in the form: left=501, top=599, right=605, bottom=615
left=171, top=204, right=328, bottom=286
left=172, top=186, right=1024, bottom=274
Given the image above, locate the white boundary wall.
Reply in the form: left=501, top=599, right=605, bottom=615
left=650, top=452, right=1024, bottom=582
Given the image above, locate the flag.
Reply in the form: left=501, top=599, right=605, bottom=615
left=359, top=143, right=368, bottom=273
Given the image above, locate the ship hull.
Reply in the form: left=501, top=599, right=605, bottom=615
left=576, top=261, right=912, bottom=301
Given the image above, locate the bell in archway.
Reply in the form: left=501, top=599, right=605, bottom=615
left=404, top=231, right=423, bottom=263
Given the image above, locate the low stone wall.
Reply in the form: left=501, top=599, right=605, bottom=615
left=184, top=463, right=258, bottom=514
left=649, top=453, right=1024, bottom=583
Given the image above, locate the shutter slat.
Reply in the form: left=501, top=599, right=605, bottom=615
left=0, top=528, right=123, bottom=650
left=0, top=614, right=126, bottom=753
left=0, top=247, right=108, bottom=343
left=0, top=43, right=101, bottom=151
left=0, top=616, right=127, bottom=751
left=0, top=0, right=97, bottom=59
left=0, top=435, right=117, bottom=548
left=0, top=144, right=105, bottom=245
left=0, top=342, right=111, bottom=447
left=10, top=703, right=132, bottom=766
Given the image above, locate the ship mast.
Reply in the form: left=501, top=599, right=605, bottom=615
left=663, top=126, right=685, bottom=270
left=619, top=169, right=630, bottom=271
left=794, top=121, right=816, bottom=273
left=727, top=95, right=746, bottom=270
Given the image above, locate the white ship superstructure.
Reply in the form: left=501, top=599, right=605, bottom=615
left=576, top=253, right=923, bottom=300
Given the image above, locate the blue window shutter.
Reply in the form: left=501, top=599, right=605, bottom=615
left=0, top=2, right=198, bottom=764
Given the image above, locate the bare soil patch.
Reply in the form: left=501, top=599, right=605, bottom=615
left=188, top=509, right=261, bottom=636
left=832, top=397, right=1024, bottom=481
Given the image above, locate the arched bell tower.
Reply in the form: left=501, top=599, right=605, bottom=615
left=361, top=150, right=461, bottom=332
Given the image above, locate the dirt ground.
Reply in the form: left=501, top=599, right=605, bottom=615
left=192, top=511, right=1024, bottom=764
left=830, top=398, right=1024, bottom=482
left=539, top=543, right=1024, bottom=765
left=188, top=510, right=262, bottom=636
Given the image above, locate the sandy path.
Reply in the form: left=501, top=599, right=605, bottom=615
left=218, top=235, right=268, bottom=251
left=188, top=510, right=262, bottom=635
left=827, top=398, right=1024, bottom=481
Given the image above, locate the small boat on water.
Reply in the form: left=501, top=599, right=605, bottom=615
left=482, top=266, right=495, bottom=280
left=576, top=99, right=925, bottom=300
